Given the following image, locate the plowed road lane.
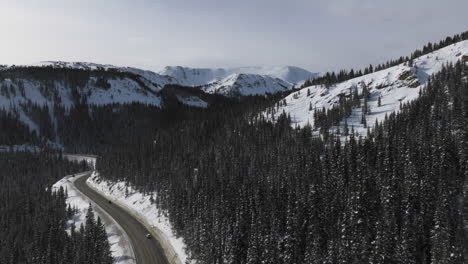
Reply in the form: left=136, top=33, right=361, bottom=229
left=75, top=173, right=170, bottom=264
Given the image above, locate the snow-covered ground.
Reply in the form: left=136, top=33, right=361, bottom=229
left=52, top=172, right=136, bottom=264
left=88, top=172, right=189, bottom=264
left=272, top=40, right=468, bottom=136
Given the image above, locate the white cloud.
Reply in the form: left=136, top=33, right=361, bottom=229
left=0, top=0, right=467, bottom=72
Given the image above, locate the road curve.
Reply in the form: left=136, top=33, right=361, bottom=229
left=75, top=173, right=170, bottom=264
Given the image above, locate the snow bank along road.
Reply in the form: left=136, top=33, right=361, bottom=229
left=75, top=172, right=170, bottom=264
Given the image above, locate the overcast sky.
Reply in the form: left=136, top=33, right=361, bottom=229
left=1, top=0, right=468, bottom=72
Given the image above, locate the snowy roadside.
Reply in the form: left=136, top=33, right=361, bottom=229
left=53, top=171, right=136, bottom=264
left=87, top=172, right=190, bottom=264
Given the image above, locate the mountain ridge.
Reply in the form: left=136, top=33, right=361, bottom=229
left=14, top=61, right=316, bottom=97
left=159, top=65, right=318, bottom=86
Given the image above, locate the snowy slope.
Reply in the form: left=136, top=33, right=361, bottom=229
left=272, top=40, right=468, bottom=136
left=202, top=73, right=292, bottom=96
left=160, top=65, right=318, bottom=86
left=0, top=77, right=162, bottom=116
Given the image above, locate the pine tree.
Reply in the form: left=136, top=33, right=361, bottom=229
left=361, top=112, right=367, bottom=128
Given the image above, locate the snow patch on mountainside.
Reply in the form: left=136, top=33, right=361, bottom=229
left=159, top=66, right=227, bottom=86
left=86, top=78, right=162, bottom=106
left=0, top=78, right=161, bottom=108
left=272, top=40, right=468, bottom=136
left=203, top=73, right=291, bottom=96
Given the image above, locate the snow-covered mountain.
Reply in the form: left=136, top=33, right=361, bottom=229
left=270, top=40, right=468, bottom=136
left=232, top=66, right=319, bottom=85
left=3, top=61, right=216, bottom=109
left=0, top=61, right=318, bottom=135
left=0, top=64, right=212, bottom=135
left=0, top=63, right=173, bottom=108
left=33, top=62, right=316, bottom=97
left=158, top=66, right=228, bottom=87
left=159, top=65, right=318, bottom=87
left=2, top=38, right=467, bottom=144
left=202, top=73, right=291, bottom=96
left=35, top=61, right=118, bottom=70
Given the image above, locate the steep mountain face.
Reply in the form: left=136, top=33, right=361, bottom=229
left=159, top=65, right=318, bottom=87
left=270, top=40, right=468, bottom=135
left=202, top=73, right=291, bottom=96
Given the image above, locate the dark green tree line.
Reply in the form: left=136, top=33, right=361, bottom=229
left=0, top=151, right=112, bottom=264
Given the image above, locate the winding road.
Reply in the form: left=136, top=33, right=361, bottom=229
left=74, top=172, right=170, bottom=264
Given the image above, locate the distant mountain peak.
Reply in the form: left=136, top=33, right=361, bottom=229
left=202, top=73, right=291, bottom=97
left=159, top=65, right=318, bottom=87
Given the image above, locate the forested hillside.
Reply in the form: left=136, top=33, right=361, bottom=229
left=0, top=74, right=232, bottom=152
left=269, top=32, right=468, bottom=137
left=1, top=29, right=467, bottom=264
left=0, top=63, right=304, bottom=145
left=96, top=59, right=468, bottom=263
left=4, top=0, right=468, bottom=263
left=0, top=152, right=112, bottom=264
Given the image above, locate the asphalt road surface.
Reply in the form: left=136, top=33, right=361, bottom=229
left=75, top=173, right=170, bottom=264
